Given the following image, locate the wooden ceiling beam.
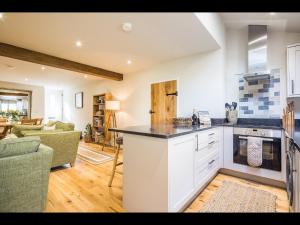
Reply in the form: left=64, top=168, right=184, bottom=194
left=0, top=42, right=123, bottom=81
left=0, top=92, right=29, bottom=96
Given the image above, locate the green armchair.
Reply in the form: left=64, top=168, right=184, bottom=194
left=0, top=136, right=53, bottom=212
left=22, top=130, right=81, bottom=168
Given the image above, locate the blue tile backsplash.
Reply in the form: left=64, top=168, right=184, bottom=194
left=238, top=69, right=281, bottom=118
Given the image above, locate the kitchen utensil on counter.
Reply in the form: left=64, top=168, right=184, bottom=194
left=232, top=102, right=237, bottom=110
left=225, top=103, right=230, bottom=111
left=225, top=102, right=238, bottom=124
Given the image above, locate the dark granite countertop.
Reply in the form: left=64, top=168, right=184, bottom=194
left=109, top=124, right=216, bottom=139
left=211, top=118, right=283, bottom=130
left=214, top=123, right=283, bottom=130
left=109, top=118, right=284, bottom=139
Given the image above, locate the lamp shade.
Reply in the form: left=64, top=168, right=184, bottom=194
left=106, top=100, right=120, bottom=111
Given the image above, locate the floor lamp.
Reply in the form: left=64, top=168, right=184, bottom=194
left=102, top=100, right=120, bottom=151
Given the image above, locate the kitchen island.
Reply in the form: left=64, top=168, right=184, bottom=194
left=109, top=124, right=222, bottom=212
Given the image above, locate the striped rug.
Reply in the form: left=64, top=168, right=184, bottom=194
left=77, top=147, right=113, bottom=165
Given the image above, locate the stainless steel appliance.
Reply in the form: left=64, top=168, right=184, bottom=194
left=242, top=25, right=270, bottom=81
left=286, top=138, right=299, bottom=211
left=233, top=127, right=282, bottom=171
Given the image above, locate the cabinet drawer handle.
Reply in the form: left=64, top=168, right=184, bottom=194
left=195, top=135, right=198, bottom=151
left=292, top=80, right=294, bottom=94
left=208, top=133, right=215, bottom=136
left=208, top=159, right=215, bottom=165
left=208, top=141, right=215, bottom=145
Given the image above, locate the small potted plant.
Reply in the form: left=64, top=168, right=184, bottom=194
left=83, top=123, right=93, bottom=143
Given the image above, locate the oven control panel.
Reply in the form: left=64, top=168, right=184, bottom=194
left=233, top=127, right=281, bottom=138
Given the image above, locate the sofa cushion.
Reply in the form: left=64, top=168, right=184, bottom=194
left=2, top=134, right=18, bottom=140
left=46, top=120, right=58, bottom=127
left=43, top=125, right=56, bottom=131
left=21, top=129, right=64, bottom=136
left=0, top=136, right=41, bottom=158
left=55, top=122, right=75, bottom=131
left=11, top=125, right=43, bottom=137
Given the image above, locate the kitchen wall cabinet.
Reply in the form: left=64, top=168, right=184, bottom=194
left=287, top=44, right=300, bottom=97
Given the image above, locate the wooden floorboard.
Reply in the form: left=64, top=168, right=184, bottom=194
left=46, top=142, right=289, bottom=212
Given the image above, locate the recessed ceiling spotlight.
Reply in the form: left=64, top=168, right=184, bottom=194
left=269, top=12, right=276, bottom=15
left=84, top=75, right=88, bottom=79
left=0, top=13, right=3, bottom=19
left=127, top=60, right=132, bottom=65
left=122, top=22, right=133, bottom=32
left=25, top=78, right=28, bottom=81
left=41, top=66, right=46, bottom=70
left=76, top=40, right=82, bottom=47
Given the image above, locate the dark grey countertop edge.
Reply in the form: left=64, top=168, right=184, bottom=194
left=109, top=126, right=215, bottom=139
left=109, top=123, right=283, bottom=139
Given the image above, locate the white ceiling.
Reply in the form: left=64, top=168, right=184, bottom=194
left=0, top=56, right=100, bottom=89
left=0, top=13, right=219, bottom=89
left=221, top=13, right=300, bottom=32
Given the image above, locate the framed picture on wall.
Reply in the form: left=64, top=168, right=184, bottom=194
left=75, top=92, right=83, bottom=108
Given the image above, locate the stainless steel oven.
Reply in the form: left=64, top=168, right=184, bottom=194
left=233, top=127, right=282, bottom=171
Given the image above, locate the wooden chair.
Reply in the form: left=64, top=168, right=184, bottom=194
left=0, top=118, right=7, bottom=123
left=108, top=137, right=123, bottom=187
left=21, top=119, right=38, bottom=125
left=0, top=125, right=10, bottom=140
left=36, top=118, right=43, bottom=125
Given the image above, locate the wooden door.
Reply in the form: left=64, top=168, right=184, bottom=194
left=151, top=80, right=177, bottom=125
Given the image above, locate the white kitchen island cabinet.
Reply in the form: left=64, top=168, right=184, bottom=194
left=111, top=125, right=220, bottom=212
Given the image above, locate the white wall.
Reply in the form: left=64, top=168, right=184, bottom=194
left=225, top=28, right=300, bottom=118
left=62, top=13, right=226, bottom=131
left=64, top=49, right=226, bottom=131
left=0, top=80, right=45, bottom=118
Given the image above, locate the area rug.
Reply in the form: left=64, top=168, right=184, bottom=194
left=77, top=147, right=114, bottom=165
left=200, top=181, right=277, bottom=212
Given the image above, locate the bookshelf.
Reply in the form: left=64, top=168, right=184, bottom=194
left=92, top=93, right=112, bottom=146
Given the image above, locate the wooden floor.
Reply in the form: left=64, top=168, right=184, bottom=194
left=46, top=142, right=289, bottom=212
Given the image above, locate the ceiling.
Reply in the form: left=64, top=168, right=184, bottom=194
left=0, top=13, right=219, bottom=89
left=221, top=13, right=300, bottom=32
left=0, top=56, right=100, bottom=89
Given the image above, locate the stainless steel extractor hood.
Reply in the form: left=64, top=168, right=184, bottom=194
left=243, top=25, right=270, bottom=81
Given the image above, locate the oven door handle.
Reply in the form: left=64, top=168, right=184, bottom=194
left=238, top=136, right=274, bottom=142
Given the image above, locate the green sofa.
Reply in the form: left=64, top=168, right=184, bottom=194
left=11, top=121, right=81, bottom=168
left=0, top=136, right=53, bottom=212
left=22, top=130, right=81, bottom=168
left=11, top=124, right=43, bottom=137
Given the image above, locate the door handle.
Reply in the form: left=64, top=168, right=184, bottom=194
left=208, top=159, right=215, bottom=165
left=195, top=135, right=198, bottom=151
left=149, top=110, right=155, bottom=114
left=292, top=80, right=294, bottom=94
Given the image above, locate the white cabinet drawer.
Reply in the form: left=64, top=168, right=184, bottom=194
left=194, top=152, right=219, bottom=186
left=195, top=142, right=218, bottom=164
left=197, top=128, right=218, bottom=150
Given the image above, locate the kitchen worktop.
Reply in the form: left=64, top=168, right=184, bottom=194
left=110, top=118, right=283, bottom=139
left=109, top=124, right=215, bottom=139
left=211, top=118, right=283, bottom=130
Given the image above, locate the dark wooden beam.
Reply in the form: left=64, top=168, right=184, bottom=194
left=0, top=92, right=29, bottom=97
left=0, top=42, right=123, bottom=81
